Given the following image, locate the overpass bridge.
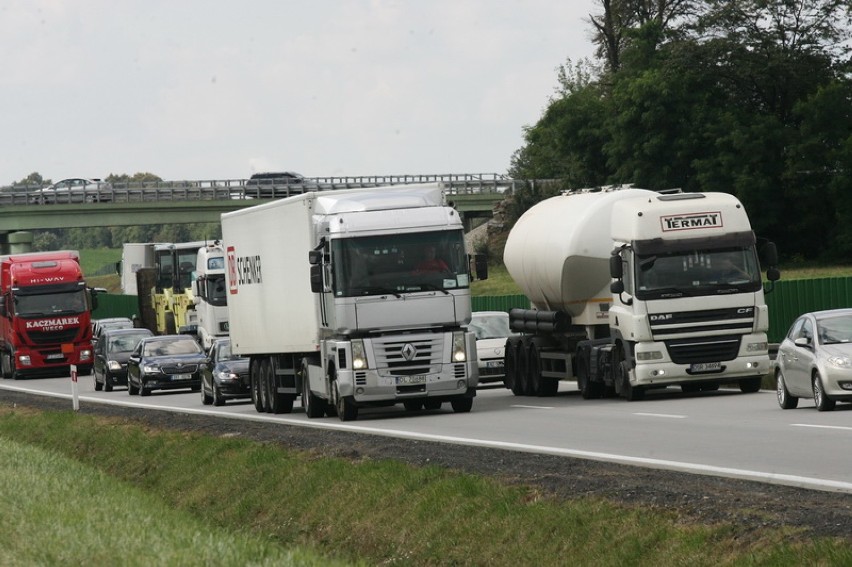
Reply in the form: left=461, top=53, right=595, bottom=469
left=0, top=173, right=539, bottom=252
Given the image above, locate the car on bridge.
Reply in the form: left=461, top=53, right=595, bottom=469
left=27, top=178, right=113, bottom=204
left=243, top=171, right=305, bottom=199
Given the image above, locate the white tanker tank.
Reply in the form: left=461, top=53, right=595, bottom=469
left=503, top=187, right=655, bottom=325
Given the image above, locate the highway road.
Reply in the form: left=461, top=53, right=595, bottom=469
left=2, top=375, right=851, bottom=494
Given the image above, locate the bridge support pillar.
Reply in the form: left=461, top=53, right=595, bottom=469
left=0, top=231, right=34, bottom=255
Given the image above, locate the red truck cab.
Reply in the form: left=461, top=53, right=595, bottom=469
left=0, top=251, right=94, bottom=379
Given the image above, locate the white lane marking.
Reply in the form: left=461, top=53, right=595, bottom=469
left=792, top=423, right=852, bottom=432
left=4, top=383, right=852, bottom=495
left=633, top=412, right=687, bottom=419
left=510, top=404, right=554, bottom=410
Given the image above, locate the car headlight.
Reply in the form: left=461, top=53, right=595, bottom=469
left=107, top=360, right=122, bottom=371
left=216, top=370, right=238, bottom=381
left=827, top=355, right=852, bottom=368
left=142, top=364, right=160, bottom=374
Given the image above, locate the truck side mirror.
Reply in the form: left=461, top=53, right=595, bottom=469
left=0, top=295, right=5, bottom=317
left=308, top=250, right=322, bottom=265
left=309, top=264, right=323, bottom=293
left=609, top=253, right=623, bottom=279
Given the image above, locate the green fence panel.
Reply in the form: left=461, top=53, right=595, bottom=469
left=92, top=294, right=141, bottom=320
left=471, top=294, right=530, bottom=313
left=766, top=277, right=852, bottom=343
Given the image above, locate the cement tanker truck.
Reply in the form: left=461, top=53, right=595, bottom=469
left=502, top=186, right=780, bottom=400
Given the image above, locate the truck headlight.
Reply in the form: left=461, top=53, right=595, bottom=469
left=80, top=349, right=92, bottom=361
left=746, top=341, right=768, bottom=353
left=352, top=339, right=368, bottom=370
left=452, top=332, right=466, bottom=362
left=636, top=351, right=663, bottom=361
left=17, top=355, right=31, bottom=366
left=108, top=360, right=122, bottom=371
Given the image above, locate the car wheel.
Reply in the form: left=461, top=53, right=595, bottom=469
left=93, top=372, right=103, bottom=391
left=139, top=380, right=150, bottom=397
left=776, top=369, right=798, bottom=409
left=104, top=376, right=113, bottom=393
left=812, top=372, right=836, bottom=411
left=128, top=376, right=138, bottom=395
left=212, top=383, right=225, bottom=406
left=201, top=379, right=213, bottom=405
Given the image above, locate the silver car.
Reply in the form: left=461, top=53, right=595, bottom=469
left=775, top=308, right=852, bottom=411
left=28, top=178, right=113, bottom=204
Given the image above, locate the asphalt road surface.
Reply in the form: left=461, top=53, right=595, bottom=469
left=2, top=373, right=850, bottom=495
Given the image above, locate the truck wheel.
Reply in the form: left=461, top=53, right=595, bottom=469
left=257, top=360, right=270, bottom=412
left=450, top=397, right=473, bottom=413
left=577, top=349, right=602, bottom=399
left=618, top=360, right=645, bottom=401
left=525, top=343, right=542, bottom=396
left=334, top=381, right=358, bottom=421
left=504, top=338, right=521, bottom=394
left=739, top=376, right=762, bottom=393
left=514, top=341, right=531, bottom=396
left=251, top=362, right=264, bottom=412
left=301, top=362, right=326, bottom=418
left=265, top=360, right=294, bottom=414
left=2, top=351, right=20, bottom=380
left=403, top=400, right=423, bottom=412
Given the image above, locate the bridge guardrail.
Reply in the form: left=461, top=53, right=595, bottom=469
left=0, top=174, right=550, bottom=206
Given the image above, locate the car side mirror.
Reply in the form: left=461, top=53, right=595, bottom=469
left=793, top=337, right=811, bottom=348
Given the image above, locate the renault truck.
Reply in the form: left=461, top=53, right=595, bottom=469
left=502, top=186, right=780, bottom=400
left=222, top=183, right=479, bottom=421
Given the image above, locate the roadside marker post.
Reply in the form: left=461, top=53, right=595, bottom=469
left=70, top=364, right=80, bottom=411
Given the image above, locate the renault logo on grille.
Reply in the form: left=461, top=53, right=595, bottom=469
left=401, top=343, right=417, bottom=361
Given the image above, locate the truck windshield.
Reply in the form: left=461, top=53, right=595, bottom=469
left=205, top=275, right=227, bottom=307
left=634, top=247, right=761, bottom=299
left=14, top=288, right=88, bottom=317
left=331, top=230, right=469, bottom=297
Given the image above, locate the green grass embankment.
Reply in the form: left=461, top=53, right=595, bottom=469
left=1, top=405, right=849, bottom=566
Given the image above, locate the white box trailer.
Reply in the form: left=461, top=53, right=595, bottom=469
left=222, top=183, right=479, bottom=421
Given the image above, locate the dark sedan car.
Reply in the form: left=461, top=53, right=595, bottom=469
left=200, top=337, right=250, bottom=406
left=93, top=328, right=153, bottom=391
left=127, top=335, right=206, bottom=396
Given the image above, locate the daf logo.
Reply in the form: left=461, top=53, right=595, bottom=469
left=649, top=314, right=674, bottom=321
left=401, top=343, right=417, bottom=361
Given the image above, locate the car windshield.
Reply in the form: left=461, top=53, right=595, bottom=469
left=14, top=289, right=88, bottom=317
left=109, top=334, right=150, bottom=353
left=331, top=230, right=469, bottom=297
left=469, top=314, right=513, bottom=340
left=817, top=315, right=852, bottom=344
left=217, top=342, right=244, bottom=361
left=144, top=339, right=202, bottom=357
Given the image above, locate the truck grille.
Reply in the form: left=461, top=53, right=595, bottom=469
left=28, top=328, right=79, bottom=345
left=373, top=335, right=444, bottom=376
left=665, top=336, right=741, bottom=364
left=649, top=307, right=755, bottom=340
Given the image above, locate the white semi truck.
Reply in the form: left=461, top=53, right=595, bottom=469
left=502, top=186, right=780, bottom=400
left=191, top=241, right=228, bottom=349
left=221, top=183, right=479, bottom=421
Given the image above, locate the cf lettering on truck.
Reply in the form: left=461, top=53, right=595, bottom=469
left=1, top=251, right=96, bottom=379
left=222, top=183, right=480, bottom=421
left=502, top=186, right=780, bottom=400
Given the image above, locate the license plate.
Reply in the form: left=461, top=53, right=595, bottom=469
left=171, top=374, right=191, bottom=381
left=486, top=360, right=504, bottom=368
left=690, top=362, right=722, bottom=372
left=396, top=375, right=426, bottom=385
left=45, top=353, right=64, bottom=360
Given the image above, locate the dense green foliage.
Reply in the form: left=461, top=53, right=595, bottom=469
left=2, top=406, right=850, bottom=566
left=510, top=0, right=852, bottom=262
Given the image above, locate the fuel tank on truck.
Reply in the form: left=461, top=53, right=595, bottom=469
left=503, top=187, right=655, bottom=319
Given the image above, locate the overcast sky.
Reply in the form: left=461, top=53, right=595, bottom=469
left=0, top=1, right=598, bottom=183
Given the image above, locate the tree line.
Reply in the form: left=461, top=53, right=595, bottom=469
left=509, top=0, right=852, bottom=263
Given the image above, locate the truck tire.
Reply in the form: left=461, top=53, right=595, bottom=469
left=617, top=360, right=645, bottom=401
left=334, top=381, right=358, bottom=421
left=450, top=397, right=473, bottom=413
left=256, top=359, right=269, bottom=412
left=527, top=342, right=559, bottom=397
left=504, top=338, right=521, bottom=394
left=251, top=361, right=263, bottom=412
left=265, top=360, right=294, bottom=414
left=301, top=361, right=326, bottom=418
left=2, top=351, right=19, bottom=380
left=739, top=376, right=762, bottom=393
left=576, top=349, right=603, bottom=399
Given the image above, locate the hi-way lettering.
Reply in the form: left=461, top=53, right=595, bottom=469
left=660, top=211, right=723, bottom=232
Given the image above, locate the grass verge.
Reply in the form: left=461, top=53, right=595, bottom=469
left=0, top=405, right=849, bottom=566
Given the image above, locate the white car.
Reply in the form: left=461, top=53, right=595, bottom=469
left=469, top=311, right=517, bottom=384
left=28, top=178, right=113, bottom=204
left=775, top=308, right=852, bottom=411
